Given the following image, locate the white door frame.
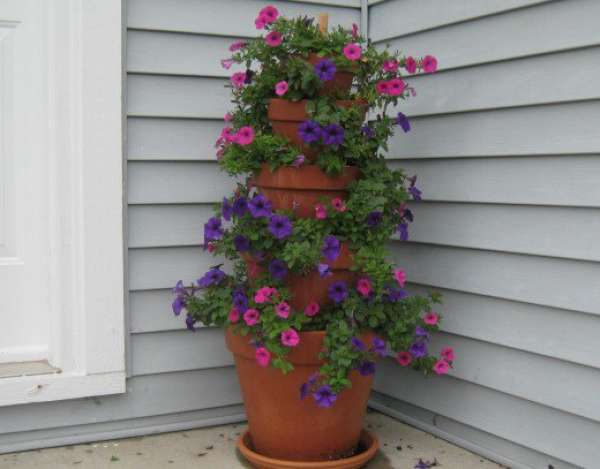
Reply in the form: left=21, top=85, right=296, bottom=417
left=0, top=0, right=126, bottom=406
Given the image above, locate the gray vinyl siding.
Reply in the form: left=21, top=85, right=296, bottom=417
left=0, top=0, right=362, bottom=453
left=369, top=1, right=600, bottom=468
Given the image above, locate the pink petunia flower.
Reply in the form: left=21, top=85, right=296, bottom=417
left=315, top=203, right=327, bottom=219
left=304, top=301, right=320, bottom=317
left=422, top=55, right=438, bottom=73
left=375, top=80, right=390, bottom=95
left=383, top=59, right=399, bottom=72
left=343, top=43, right=362, bottom=61
left=255, top=16, right=266, bottom=29
left=265, top=31, right=283, bottom=47
left=221, top=58, right=235, bottom=70
left=231, top=72, right=247, bottom=88
left=243, top=308, right=260, bottom=326
left=433, top=359, right=450, bottom=375
left=396, top=351, right=412, bottom=367
left=356, top=278, right=372, bottom=297
left=441, top=346, right=455, bottom=362
left=224, top=113, right=233, bottom=122
left=424, top=311, right=439, bottom=326
left=228, top=307, right=240, bottom=323
left=255, top=347, right=271, bottom=367
left=220, top=126, right=237, bottom=143
left=254, top=286, right=277, bottom=304
left=292, top=154, right=305, bottom=168
left=351, top=23, right=359, bottom=38
left=331, top=197, right=346, bottom=212
left=281, top=329, right=300, bottom=347
left=216, top=148, right=224, bottom=160
left=235, top=126, right=255, bottom=146
left=259, top=5, right=279, bottom=24
left=275, top=80, right=289, bottom=96
left=387, top=78, right=406, bottom=96
left=393, top=269, right=407, bottom=287
left=229, top=40, right=247, bottom=52
left=275, top=301, right=291, bottom=319
left=404, top=56, right=417, bottom=74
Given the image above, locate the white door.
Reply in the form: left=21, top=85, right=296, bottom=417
left=0, top=0, right=52, bottom=364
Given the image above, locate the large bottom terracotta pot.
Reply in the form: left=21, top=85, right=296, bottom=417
left=243, top=243, right=357, bottom=312
left=268, top=99, right=367, bottom=160
left=254, top=164, right=360, bottom=219
left=226, top=329, right=374, bottom=462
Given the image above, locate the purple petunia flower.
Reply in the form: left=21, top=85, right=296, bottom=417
left=328, top=281, right=349, bottom=304
left=234, top=235, right=250, bottom=252
left=185, top=314, right=197, bottom=332
left=351, top=337, right=367, bottom=351
left=358, top=361, right=376, bottom=376
left=396, top=112, right=411, bottom=133
left=372, top=337, right=387, bottom=357
left=172, top=280, right=186, bottom=295
left=222, top=198, right=233, bottom=221
left=361, top=124, right=375, bottom=138
left=403, top=208, right=414, bottom=223
left=204, top=217, right=223, bottom=242
left=314, top=58, right=337, bottom=81
left=300, top=372, right=320, bottom=400
left=269, top=259, right=288, bottom=280
left=409, top=341, right=428, bottom=358
left=248, top=194, right=272, bottom=218
left=321, top=235, right=340, bottom=261
left=298, top=120, right=322, bottom=144
left=366, top=211, right=383, bottom=228
left=268, top=215, right=293, bottom=239
left=232, top=289, right=248, bottom=313
left=197, top=267, right=226, bottom=288
left=232, top=196, right=248, bottom=217
left=318, top=263, right=332, bottom=277
left=322, top=124, right=345, bottom=146
left=397, top=223, right=409, bottom=241
left=415, top=326, right=430, bottom=340
left=313, top=385, right=337, bottom=408
left=172, top=296, right=186, bottom=316
left=409, top=185, right=422, bottom=201
left=384, top=287, right=408, bottom=303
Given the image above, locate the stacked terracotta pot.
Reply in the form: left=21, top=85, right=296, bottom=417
left=227, top=57, right=377, bottom=466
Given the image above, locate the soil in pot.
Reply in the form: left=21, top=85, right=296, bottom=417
left=254, top=164, right=360, bottom=218
left=268, top=99, right=367, bottom=161
left=226, top=329, right=375, bottom=462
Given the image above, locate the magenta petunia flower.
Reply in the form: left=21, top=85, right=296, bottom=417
left=243, top=308, right=260, bottom=326
left=228, top=307, right=240, bottom=323
left=265, top=31, right=283, bottom=47
left=393, top=269, right=407, bottom=287
left=231, top=71, right=247, bottom=88
left=433, top=359, right=450, bottom=375
left=315, top=203, right=327, bottom=219
left=304, top=301, right=320, bottom=317
left=235, top=126, right=255, bottom=145
left=275, top=301, right=291, bottom=319
left=259, top=5, right=279, bottom=24
left=441, top=346, right=455, bottom=362
left=422, top=55, right=438, bottom=73
left=254, top=286, right=277, bottom=304
left=255, top=347, right=271, bottom=367
left=396, top=351, right=412, bottom=367
left=383, top=59, right=399, bottom=72
left=404, top=56, right=417, bottom=74
left=275, top=80, right=289, bottom=96
left=351, top=23, right=359, bottom=38
left=224, top=112, right=233, bottom=122
left=424, top=311, right=439, bottom=325
left=229, top=40, right=247, bottom=52
left=281, top=329, right=300, bottom=347
left=255, top=16, right=266, bottom=29
left=220, top=126, right=237, bottom=143
left=375, top=80, right=390, bottom=95
left=221, top=58, right=234, bottom=70
left=356, top=278, right=372, bottom=297
left=343, top=42, right=361, bottom=61
left=331, top=197, right=346, bottom=212
left=387, top=78, right=406, bottom=96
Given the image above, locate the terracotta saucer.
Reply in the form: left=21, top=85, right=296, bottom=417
left=237, top=429, right=379, bottom=469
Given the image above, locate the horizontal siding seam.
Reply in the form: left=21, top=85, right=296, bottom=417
left=131, top=364, right=235, bottom=379
left=126, top=27, right=254, bottom=40
left=370, top=0, right=556, bottom=44
left=127, top=70, right=228, bottom=80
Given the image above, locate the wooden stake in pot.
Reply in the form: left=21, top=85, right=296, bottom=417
left=319, top=13, right=329, bottom=34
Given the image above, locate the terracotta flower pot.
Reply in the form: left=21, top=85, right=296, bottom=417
left=268, top=99, right=367, bottom=160
left=225, top=329, right=375, bottom=462
left=254, top=164, right=360, bottom=218
left=243, top=243, right=358, bottom=312
left=306, top=53, right=355, bottom=97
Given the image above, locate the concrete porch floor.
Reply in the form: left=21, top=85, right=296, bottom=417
left=0, top=411, right=506, bottom=469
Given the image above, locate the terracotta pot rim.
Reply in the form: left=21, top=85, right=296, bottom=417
left=254, top=164, right=361, bottom=191
left=268, top=98, right=367, bottom=122
left=237, top=429, right=379, bottom=468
